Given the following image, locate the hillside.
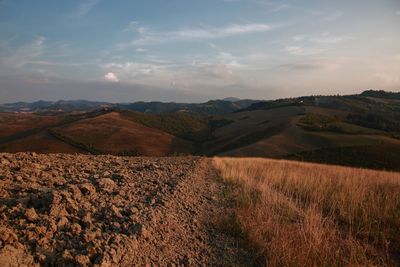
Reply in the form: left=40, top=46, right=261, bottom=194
left=204, top=91, right=400, bottom=170
left=1, top=90, right=400, bottom=171
left=213, top=157, right=400, bottom=266
left=1, top=153, right=399, bottom=266
left=49, top=112, right=194, bottom=156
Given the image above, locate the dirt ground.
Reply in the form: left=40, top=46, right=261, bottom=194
left=0, top=153, right=252, bottom=266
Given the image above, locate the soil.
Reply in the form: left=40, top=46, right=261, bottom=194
left=0, top=153, right=251, bottom=266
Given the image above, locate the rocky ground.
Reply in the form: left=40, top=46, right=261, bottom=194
left=0, top=153, right=252, bottom=266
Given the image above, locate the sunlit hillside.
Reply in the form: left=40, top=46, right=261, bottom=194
left=213, top=157, right=400, bottom=266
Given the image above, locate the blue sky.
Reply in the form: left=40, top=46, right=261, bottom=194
left=0, top=0, right=399, bottom=103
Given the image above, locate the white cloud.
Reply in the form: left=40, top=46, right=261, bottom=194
left=118, top=23, right=274, bottom=47
left=136, top=48, right=147, bottom=53
left=292, top=35, right=305, bottom=41
left=103, top=62, right=163, bottom=77
left=396, top=10, right=400, bottom=16
left=285, top=46, right=323, bottom=56
left=311, top=35, right=348, bottom=44
left=375, top=73, right=399, bottom=84
left=192, top=53, right=245, bottom=79
left=104, top=72, right=119, bottom=82
left=75, top=0, right=101, bottom=17
left=284, top=33, right=350, bottom=56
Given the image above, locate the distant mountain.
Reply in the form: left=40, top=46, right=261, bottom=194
left=0, top=100, right=111, bottom=113
left=222, top=97, right=241, bottom=102
left=0, top=99, right=259, bottom=116
left=115, top=99, right=259, bottom=115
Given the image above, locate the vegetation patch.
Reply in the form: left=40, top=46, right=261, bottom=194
left=285, top=144, right=400, bottom=172
left=48, top=129, right=103, bottom=155
left=119, top=110, right=212, bottom=142
left=215, top=124, right=285, bottom=154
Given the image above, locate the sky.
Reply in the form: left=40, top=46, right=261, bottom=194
left=0, top=0, right=399, bottom=103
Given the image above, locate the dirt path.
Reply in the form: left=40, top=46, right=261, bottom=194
left=0, top=153, right=251, bottom=266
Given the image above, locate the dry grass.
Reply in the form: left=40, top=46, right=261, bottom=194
left=212, top=157, right=400, bottom=266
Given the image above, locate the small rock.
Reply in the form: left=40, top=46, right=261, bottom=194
left=130, top=223, right=150, bottom=240
left=181, top=255, right=192, bottom=266
left=25, top=208, right=38, bottom=222
left=35, top=253, right=46, bottom=262
left=75, top=254, right=90, bottom=266
left=0, top=226, right=18, bottom=244
left=1, top=159, right=10, bottom=165
left=68, top=185, right=82, bottom=201
left=110, top=205, right=122, bottom=218
left=57, top=217, right=69, bottom=229
left=81, top=212, right=92, bottom=227
left=97, top=178, right=116, bottom=192
left=62, top=249, right=74, bottom=261
left=34, top=226, right=46, bottom=235
left=79, top=183, right=96, bottom=197
left=130, top=207, right=139, bottom=213
left=70, top=223, right=82, bottom=235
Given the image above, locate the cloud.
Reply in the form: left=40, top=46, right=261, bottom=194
left=396, top=10, right=400, bottom=16
left=190, top=51, right=247, bottom=79
left=284, top=46, right=324, bottom=56
left=103, top=62, right=163, bottom=77
left=118, top=23, right=274, bottom=47
left=375, top=73, right=399, bottom=84
left=75, top=0, right=101, bottom=17
left=104, top=72, right=119, bottom=82
left=311, top=32, right=349, bottom=44
left=280, top=60, right=339, bottom=71
left=136, top=48, right=147, bottom=53
left=0, top=37, right=45, bottom=69
left=292, top=35, right=305, bottom=41
left=25, top=60, right=93, bottom=67
left=284, top=33, right=350, bottom=56
left=254, top=1, right=291, bottom=12
left=122, top=21, right=139, bottom=32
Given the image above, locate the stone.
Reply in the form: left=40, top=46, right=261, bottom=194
left=57, top=217, right=69, bottom=229
left=110, top=205, right=122, bottom=218
left=70, top=223, right=82, bottom=235
left=25, top=208, right=38, bottom=222
left=75, top=254, right=90, bottom=266
left=97, top=178, right=116, bottom=192
left=79, top=183, right=96, bottom=197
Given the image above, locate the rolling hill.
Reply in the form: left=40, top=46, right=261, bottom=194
left=1, top=90, right=399, bottom=170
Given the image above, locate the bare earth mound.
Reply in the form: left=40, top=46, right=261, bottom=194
left=0, top=153, right=250, bottom=266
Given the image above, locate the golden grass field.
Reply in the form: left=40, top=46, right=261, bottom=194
left=212, top=158, right=400, bottom=266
